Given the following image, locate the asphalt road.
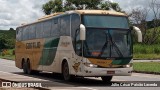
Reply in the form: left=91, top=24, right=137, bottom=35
left=0, top=59, right=160, bottom=90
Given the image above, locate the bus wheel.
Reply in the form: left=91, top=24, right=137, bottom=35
left=32, top=70, right=40, bottom=75
left=26, top=60, right=32, bottom=74
left=62, top=62, right=71, bottom=81
left=101, top=76, right=112, bottom=83
left=22, top=61, right=27, bottom=74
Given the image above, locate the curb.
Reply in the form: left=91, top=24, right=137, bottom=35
left=133, top=71, right=160, bottom=75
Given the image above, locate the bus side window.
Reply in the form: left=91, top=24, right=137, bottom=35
left=36, top=22, right=43, bottom=39
left=71, top=14, right=80, bottom=41
left=71, top=14, right=80, bottom=50
left=28, top=25, right=36, bottom=39
left=22, top=26, right=29, bottom=40
left=51, top=18, right=59, bottom=37
left=16, top=28, right=23, bottom=41
left=75, top=30, right=81, bottom=56
left=43, top=20, right=51, bottom=38
left=60, top=15, right=70, bottom=36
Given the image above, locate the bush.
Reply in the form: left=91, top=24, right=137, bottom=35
left=133, top=44, right=160, bottom=54
left=1, top=49, right=12, bottom=56
left=154, top=47, right=160, bottom=54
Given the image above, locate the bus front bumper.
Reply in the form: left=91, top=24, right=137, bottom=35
left=80, top=66, right=132, bottom=77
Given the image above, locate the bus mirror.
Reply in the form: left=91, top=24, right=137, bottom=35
left=133, top=26, right=142, bottom=42
left=80, top=24, right=86, bottom=40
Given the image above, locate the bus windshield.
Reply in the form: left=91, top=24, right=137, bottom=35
left=82, top=15, right=132, bottom=58
left=83, top=15, right=129, bottom=29
left=84, top=29, right=132, bottom=58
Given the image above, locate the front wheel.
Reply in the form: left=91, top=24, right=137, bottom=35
left=62, top=62, right=71, bottom=81
left=101, top=76, right=112, bottom=83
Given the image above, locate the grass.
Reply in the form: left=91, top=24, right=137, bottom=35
left=133, top=54, right=160, bottom=59
left=133, top=62, right=160, bottom=73
left=133, top=44, right=160, bottom=54
left=133, top=44, right=160, bottom=59
left=0, top=55, right=15, bottom=60
left=0, top=49, right=15, bottom=60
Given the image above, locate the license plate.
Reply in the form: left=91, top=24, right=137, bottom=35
left=107, top=71, right=115, bottom=74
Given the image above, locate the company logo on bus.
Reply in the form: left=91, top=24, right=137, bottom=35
left=26, top=42, right=41, bottom=49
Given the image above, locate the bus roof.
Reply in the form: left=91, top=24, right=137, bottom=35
left=74, top=10, right=127, bottom=16
left=17, top=10, right=127, bottom=28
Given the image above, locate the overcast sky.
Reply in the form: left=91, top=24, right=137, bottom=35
left=0, top=0, right=159, bottom=30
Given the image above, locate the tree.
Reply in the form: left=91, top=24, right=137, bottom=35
left=129, top=0, right=160, bottom=44
left=149, top=0, right=160, bottom=44
left=42, top=0, right=122, bottom=15
left=0, top=35, right=7, bottom=51
left=9, top=28, right=15, bottom=31
left=42, top=0, right=63, bottom=15
left=129, top=7, right=149, bottom=44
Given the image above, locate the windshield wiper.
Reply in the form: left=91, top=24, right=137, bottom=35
left=98, top=33, right=108, bottom=57
left=108, top=32, right=124, bottom=57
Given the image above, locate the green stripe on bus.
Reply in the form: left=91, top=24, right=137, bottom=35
left=111, top=59, right=131, bottom=65
left=39, top=37, right=60, bottom=65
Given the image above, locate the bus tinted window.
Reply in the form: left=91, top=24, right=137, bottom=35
left=83, top=15, right=129, bottom=29
left=16, top=28, right=23, bottom=41
left=43, top=20, right=51, bottom=38
left=22, top=26, right=29, bottom=40
left=36, top=22, right=43, bottom=38
left=71, top=14, right=80, bottom=40
left=51, top=18, right=59, bottom=37
left=60, top=15, right=70, bottom=36
left=28, top=25, right=36, bottom=39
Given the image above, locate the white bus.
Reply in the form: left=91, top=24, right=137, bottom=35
left=15, top=10, right=142, bottom=82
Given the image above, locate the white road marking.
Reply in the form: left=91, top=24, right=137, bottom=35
left=112, top=79, right=126, bottom=81
left=80, top=87, right=98, bottom=90
left=0, top=64, right=16, bottom=68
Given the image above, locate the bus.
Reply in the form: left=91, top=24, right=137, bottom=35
left=15, top=10, right=142, bottom=82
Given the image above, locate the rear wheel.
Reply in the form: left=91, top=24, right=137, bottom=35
left=22, top=60, right=39, bottom=75
left=32, top=70, right=40, bottom=75
left=26, top=61, right=40, bottom=75
left=101, top=76, right=112, bottom=83
left=22, top=61, right=27, bottom=74
left=62, top=62, right=71, bottom=81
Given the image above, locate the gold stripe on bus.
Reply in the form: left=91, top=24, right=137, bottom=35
left=87, top=58, right=123, bottom=68
left=15, top=39, right=45, bottom=70
left=88, top=58, right=112, bottom=67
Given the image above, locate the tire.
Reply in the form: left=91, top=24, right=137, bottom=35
left=101, top=76, right=112, bottom=83
left=62, top=62, right=71, bottom=81
left=26, top=60, right=32, bottom=74
left=22, top=61, right=27, bottom=74
left=31, top=70, right=40, bottom=75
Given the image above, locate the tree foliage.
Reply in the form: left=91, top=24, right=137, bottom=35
left=0, top=30, right=16, bottom=50
left=129, top=0, right=160, bottom=44
left=42, top=0, right=122, bottom=15
left=0, top=35, right=7, bottom=50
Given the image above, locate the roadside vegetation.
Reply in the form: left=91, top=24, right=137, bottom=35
left=133, top=62, right=160, bottom=73
left=0, top=29, right=15, bottom=60
left=133, top=44, right=160, bottom=59
left=0, top=49, right=15, bottom=60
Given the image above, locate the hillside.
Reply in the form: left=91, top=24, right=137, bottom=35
left=0, top=30, right=16, bottom=49
left=0, top=30, right=16, bottom=39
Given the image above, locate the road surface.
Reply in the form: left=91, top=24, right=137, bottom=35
left=0, top=59, right=160, bottom=90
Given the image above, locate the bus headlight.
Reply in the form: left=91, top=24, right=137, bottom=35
left=84, top=63, right=97, bottom=68
left=123, top=63, right=133, bottom=68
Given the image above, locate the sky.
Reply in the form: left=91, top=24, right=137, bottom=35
left=0, top=0, right=159, bottom=30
